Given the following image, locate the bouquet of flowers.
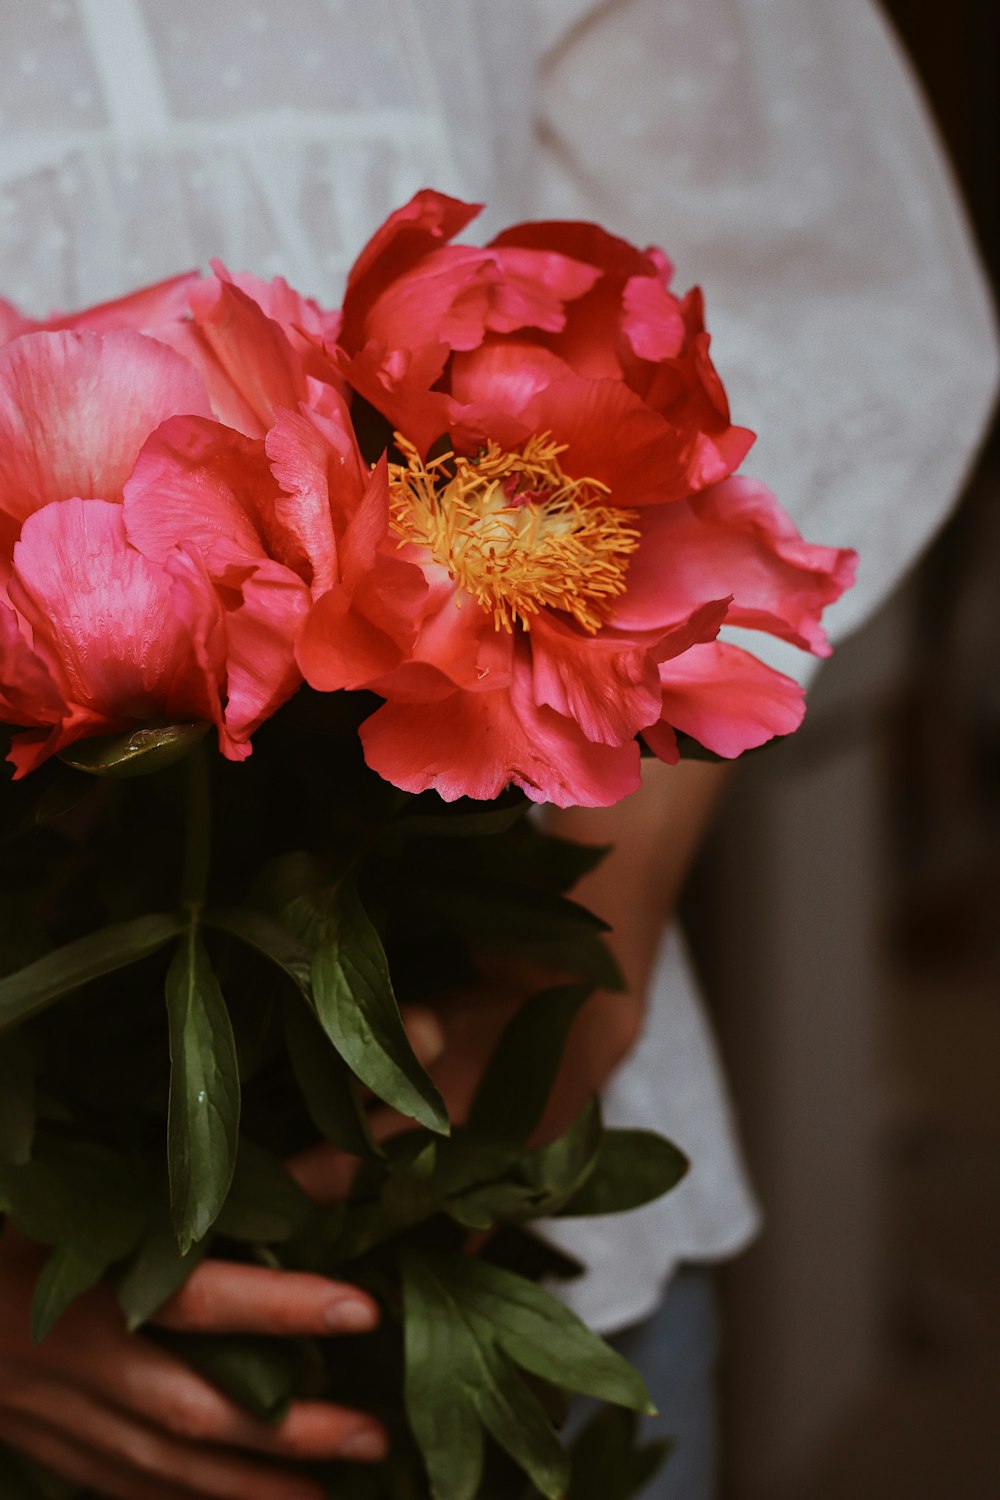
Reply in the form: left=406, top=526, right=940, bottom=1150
left=0, top=191, right=855, bottom=1499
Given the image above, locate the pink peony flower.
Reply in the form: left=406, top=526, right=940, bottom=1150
left=299, top=191, right=857, bottom=806
left=0, top=316, right=357, bottom=775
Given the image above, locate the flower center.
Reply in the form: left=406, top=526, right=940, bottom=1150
left=387, top=434, right=640, bottom=634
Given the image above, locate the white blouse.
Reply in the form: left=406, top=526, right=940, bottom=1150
left=1, top=0, right=996, bottom=1332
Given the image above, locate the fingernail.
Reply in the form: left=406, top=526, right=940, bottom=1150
left=339, top=1425, right=389, bottom=1462
left=325, top=1296, right=379, bottom=1334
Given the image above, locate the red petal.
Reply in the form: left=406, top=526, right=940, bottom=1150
left=341, top=190, right=483, bottom=349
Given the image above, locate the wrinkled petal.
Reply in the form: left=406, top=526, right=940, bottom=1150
left=654, top=642, right=805, bottom=758
left=613, top=478, right=857, bottom=653
left=0, top=330, right=212, bottom=538
left=341, top=189, right=483, bottom=348
left=361, top=655, right=642, bottom=807
left=529, top=613, right=663, bottom=746
left=124, top=416, right=277, bottom=573
left=0, top=603, right=64, bottom=727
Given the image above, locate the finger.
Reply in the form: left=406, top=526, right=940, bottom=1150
left=24, top=1299, right=387, bottom=1465
left=0, top=1379, right=356, bottom=1500
left=0, top=1410, right=198, bottom=1500
left=154, top=1260, right=380, bottom=1336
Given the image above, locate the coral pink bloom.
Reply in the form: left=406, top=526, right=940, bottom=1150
left=2, top=500, right=232, bottom=777
left=299, top=192, right=857, bottom=804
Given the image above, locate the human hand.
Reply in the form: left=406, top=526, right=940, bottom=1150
left=0, top=1003, right=455, bottom=1498
left=0, top=1223, right=387, bottom=1500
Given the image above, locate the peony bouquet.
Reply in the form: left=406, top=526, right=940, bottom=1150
left=0, top=191, right=855, bottom=1499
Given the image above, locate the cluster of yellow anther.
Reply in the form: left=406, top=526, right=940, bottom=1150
left=387, top=433, right=640, bottom=634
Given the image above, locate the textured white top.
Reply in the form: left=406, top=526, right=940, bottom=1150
left=1, top=0, right=996, bottom=1332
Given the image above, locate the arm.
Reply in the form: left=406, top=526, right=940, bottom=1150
left=536, top=757, right=732, bottom=1138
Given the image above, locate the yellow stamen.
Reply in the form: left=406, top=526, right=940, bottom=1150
left=387, top=433, right=640, bottom=634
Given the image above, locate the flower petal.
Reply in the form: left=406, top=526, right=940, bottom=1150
left=529, top=613, right=663, bottom=746
left=158, top=279, right=309, bottom=437
left=654, top=641, right=806, bottom=758
left=361, top=650, right=642, bottom=807
left=8, top=499, right=228, bottom=751
left=124, top=416, right=276, bottom=572
left=0, top=330, right=211, bottom=537
left=612, top=478, right=857, bottom=653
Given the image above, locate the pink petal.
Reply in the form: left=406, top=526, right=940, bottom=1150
left=158, top=279, right=309, bottom=437
left=488, top=220, right=662, bottom=281
left=264, top=408, right=341, bottom=596
left=655, top=642, right=806, bottom=758
left=8, top=499, right=228, bottom=745
left=0, top=330, right=212, bottom=535
left=361, top=650, right=642, bottom=807
left=0, top=602, right=65, bottom=727
left=215, top=557, right=310, bottom=742
left=621, top=276, right=686, bottom=362
left=296, top=585, right=410, bottom=692
left=124, top=416, right=276, bottom=573
left=612, top=478, right=857, bottom=653
left=40, top=271, right=202, bottom=337
left=529, top=613, right=662, bottom=746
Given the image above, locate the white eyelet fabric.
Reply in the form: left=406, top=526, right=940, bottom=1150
left=1, top=0, right=995, bottom=1332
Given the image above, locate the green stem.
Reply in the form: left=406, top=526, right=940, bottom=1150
left=180, top=744, right=211, bottom=917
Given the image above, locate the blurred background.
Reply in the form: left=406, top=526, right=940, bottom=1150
left=692, top=3, right=1000, bottom=1495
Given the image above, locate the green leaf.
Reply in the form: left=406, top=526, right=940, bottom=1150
left=0, top=1027, right=40, bottom=1166
left=566, top=1407, right=672, bottom=1500
left=558, top=1130, right=689, bottom=1217
left=114, top=1213, right=209, bottom=1331
left=205, top=907, right=312, bottom=997
left=419, top=1252, right=654, bottom=1415
left=308, top=878, right=448, bottom=1135
left=470, top=1340, right=569, bottom=1500
left=467, top=985, right=592, bottom=1144
left=165, top=931, right=241, bottom=1254
left=401, top=1248, right=655, bottom=1500
left=59, top=722, right=210, bottom=778
left=521, top=1097, right=604, bottom=1210
left=156, top=1331, right=293, bottom=1423
left=214, top=1138, right=314, bottom=1243
left=31, top=1241, right=109, bottom=1344
left=0, top=913, right=184, bottom=1033
left=283, top=994, right=380, bottom=1159
left=0, top=1137, right=146, bottom=1340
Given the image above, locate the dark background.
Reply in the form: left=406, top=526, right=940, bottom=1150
left=707, top=4, right=1000, bottom=1495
